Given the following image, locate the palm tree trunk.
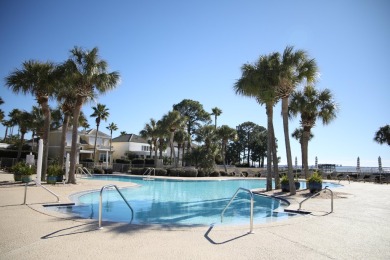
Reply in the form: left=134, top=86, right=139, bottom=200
left=59, top=114, right=70, bottom=168
left=17, top=132, right=25, bottom=160
left=93, top=124, right=100, bottom=163
left=170, top=131, right=175, bottom=165
left=302, top=128, right=311, bottom=178
left=41, top=101, right=51, bottom=181
left=271, top=124, right=280, bottom=189
left=282, top=97, right=296, bottom=194
left=109, top=130, right=113, bottom=165
left=266, top=104, right=273, bottom=191
left=222, top=141, right=228, bottom=173
left=68, top=98, right=83, bottom=184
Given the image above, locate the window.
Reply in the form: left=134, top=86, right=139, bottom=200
left=142, top=145, right=150, bottom=152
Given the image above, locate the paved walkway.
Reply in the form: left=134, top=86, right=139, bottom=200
left=0, top=172, right=389, bottom=260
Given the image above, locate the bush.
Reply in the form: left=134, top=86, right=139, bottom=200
left=307, top=171, right=323, bottom=183
left=280, top=174, right=289, bottom=184
left=104, top=168, right=113, bottom=174
left=115, top=159, right=131, bottom=164
left=155, top=168, right=167, bottom=176
left=47, top=164, right=63, bottom=177
left=209, top=171, right=220, bottom=177
left=197, top=170, right=207, bottom=177
left=145, top=158, right=155, bottom=166
left=93, top=168, right=104, bottom=174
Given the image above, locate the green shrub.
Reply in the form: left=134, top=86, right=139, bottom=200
left=154, top=168, right=167, bottom=176
left=93, top=168, right=104, bottom=174
left=47, top=164, right=63, bottom=177
left=307, top=171, right=322, bottom=183
left=209, top=171, right=220, bottom=177
left=179, top=168, right=198, bottom=177
left=280, top=174, right=289, bottom=184
left=198, top=170, right=207, bottom=177
left=115, top=159, right=131, bottom=164
left=104, top=168, right=113, bottom=174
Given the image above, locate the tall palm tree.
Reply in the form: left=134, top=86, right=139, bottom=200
left=90, top=103, right=110, bottom=162
left=216, top=125, right=237, bottom=173
left=120, top=131, right=127, bottom=136
left=277, top=46, right=318, bottom=194
left=173, top=128, right=188, bottom=167
left=291, top=128, right=314, bottom=169
left=140, top=118, right=159, bottom=166
left=211, top=107, right=222, bottom=129
left=5, top=60, right=56, bottom=179
left=234, top=53, right=280, bottom=191
left=8, top=109, right=22, bottom=137
left=289, top=85, right=338, bottom=178
left=78, top=111, right=90, bottom=131
left=373, top=125, right=390, bottom=146
left=63, top=47, right=120, bottom=184
left=16, top=111, right=33, bottom=160
left=0, top=97, right=4, bottom=122
left=106, top=122, right=118, bottom=164
left=160, top=110, right=186, bottom=166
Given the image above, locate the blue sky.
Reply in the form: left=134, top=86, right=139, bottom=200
left=0, top=0, right=389, bottom=167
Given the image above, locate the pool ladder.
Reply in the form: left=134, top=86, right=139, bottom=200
left=77, top=167, right=93, bottom=177
left=221, top=187, right=254, bottom=234
left=143, top=168, right=155, bottom=180
left=99, top=184, right=134, bottom=229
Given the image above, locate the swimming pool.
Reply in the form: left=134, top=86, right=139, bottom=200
left=56, top=176, right=339, bottom=226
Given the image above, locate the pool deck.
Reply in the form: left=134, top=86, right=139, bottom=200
left=0, top=172, right=389, bottom=260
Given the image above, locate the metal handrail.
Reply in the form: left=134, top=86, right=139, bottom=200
left=98, top=184, right=134, bottom=229
left=143, top=168, right=155, bottom=180
left=221, top=187, right=254, bottom=234
left=24, top=179, right=60, bottom=205
left=298, top=186, right=333, bottom=213
left=77, top=167, right=92, bottom=177
left=143, top=168, right=155, bottom=176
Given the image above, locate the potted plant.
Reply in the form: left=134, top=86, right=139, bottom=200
left=307, top=171, right=323, bottom=193
left=19, top=163, right=35, bottom=183
left=10, top=162, right=24, bottom=181
left=280, top=174, right=301, bottom=192
left=47, top=164, right=63, bottom=184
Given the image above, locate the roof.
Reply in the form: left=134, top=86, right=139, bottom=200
left=112, top=134, right=148, bottom=144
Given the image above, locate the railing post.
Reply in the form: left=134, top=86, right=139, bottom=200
left=23, top=183, right=28, bottom=205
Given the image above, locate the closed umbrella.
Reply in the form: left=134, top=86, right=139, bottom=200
left=315, top=156, right=318, bottom=169
left=378, top=156, right=382, bottom=173
left=356, top=157, right=360, bottom=172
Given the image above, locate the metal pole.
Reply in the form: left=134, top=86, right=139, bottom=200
left=99, top=187, right=103, bottom=229
left=36, top=139, right=43, bottom=184
left=23, top=183, right=28, bottom=205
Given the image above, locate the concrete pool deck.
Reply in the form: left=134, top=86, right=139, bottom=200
left=0, top=172, right=389, bottom=260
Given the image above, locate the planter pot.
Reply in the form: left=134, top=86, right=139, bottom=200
left=14, top=174, right=22, bottom=182
left=56, top=175, right=63, bottom=182
left=47, top=176, right=57, bottom=184
left=281, top=183, right=289, bottom=192
left=281, top=182, right=301, bottom=192
left=21, top=175, right=32, bottom=183
left=308, top=182, right=322, bottom=193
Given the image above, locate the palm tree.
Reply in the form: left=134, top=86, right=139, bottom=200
left=64, top=47, right=120, bottom=184
left=160, top=110, right=186, bottom=166
left=234, top=53, right=280, bottom=191
left=106, top=122, right=118, bottom=164
left=0, top=97, right=4, bottom=122
left=5, top=60, right=56, bottom=179
left=8, top=109, right=22, bottom=137
left=140, top=118, right=159, bottom=166
left=30, top=106, right=44, bottom=152
left=78, top=112, right=90, bottom=131
left=211, top=107, right=222, bottom=129
left=120, top=131, right=127, bottom=136
left=16, top=111, right=33, bottom=160
left=374, top=125, right=390, bottom=146
left=277, top=46, right=318, bottom=194
left=291, top=128, right=314, bottom=169
left=173, top=128, right=188, bottom=167
left=216, top=125, right=237, bottom=173
left=90, top=103, right=110, bottom=162
left=289, top=85, right=338, bottom=178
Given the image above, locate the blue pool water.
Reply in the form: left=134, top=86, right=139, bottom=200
left=57, top=176, right=340, bottom=226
